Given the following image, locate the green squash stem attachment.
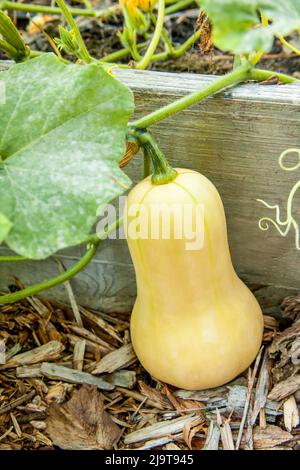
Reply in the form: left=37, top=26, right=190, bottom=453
left=128, top=127, right=177, bottom=185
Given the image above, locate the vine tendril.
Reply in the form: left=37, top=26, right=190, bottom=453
left=257, top=148, right=300, bottom=250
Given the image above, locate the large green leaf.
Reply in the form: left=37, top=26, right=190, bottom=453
left=0, top=212, right=12, bottom=243
left=200, top=0, right=300, bottom=53
left=0, top=54, right=134, bottom=259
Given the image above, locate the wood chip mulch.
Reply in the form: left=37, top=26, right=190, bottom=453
left=0, top=291, right=299, bottom=450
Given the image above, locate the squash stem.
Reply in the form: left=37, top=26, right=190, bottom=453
left=129, top=128, right=177, bottom=184
left=143, top=147, right=152, bottom=178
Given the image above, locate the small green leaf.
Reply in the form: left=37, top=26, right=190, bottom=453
left=0, top=54, right=134, bottom=259
left=200, top=0, right=300, bottom=53
left=0, top=212, right=12, bottom=243
left=55, top=26, right=80, bottom=56
left=118, top=27, right=138, bottom=57
left=0, top=10, right=29, bottom=60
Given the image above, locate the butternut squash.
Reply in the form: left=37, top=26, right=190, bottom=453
left=124, top=168, right=263, bottom=390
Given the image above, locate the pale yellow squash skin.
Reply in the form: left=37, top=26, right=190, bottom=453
left=124, top=168, right=263, bottom=390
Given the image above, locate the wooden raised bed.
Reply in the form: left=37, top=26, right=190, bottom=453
left=1, top=67, right=300, bottom=315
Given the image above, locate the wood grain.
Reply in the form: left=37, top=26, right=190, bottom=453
left=1, top=64, right=300, bottom=314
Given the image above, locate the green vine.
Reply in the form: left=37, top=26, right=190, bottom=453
left=136, top=0, right=165, bottom=69
left=249, top=69, right=299, bottom=84
left=0, top=0, right=116, bottom=18
left=131, top=64, right=251, bottom=128
left=0, top=243, right=98, bottom=304
left=278, top=35, right=300, bottom=57
left=55, top=0, right=93, bottom=63
left=0, top=255, right=27, bottom=262
left=164, top=0, right=195, bottom=14
left=0, top=220, right=122, bottom=304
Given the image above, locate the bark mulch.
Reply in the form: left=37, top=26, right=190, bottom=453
left=0, top=288, right=299, bottom=450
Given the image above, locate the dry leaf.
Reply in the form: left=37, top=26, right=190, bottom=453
left=198, top=11, right=212, bottom=54
left=119, top=141, right=140, bottom=168
left=46, top=384, right=120, bottom=449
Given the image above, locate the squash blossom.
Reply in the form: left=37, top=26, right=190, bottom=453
left=119, top=0, right=157, bottom=17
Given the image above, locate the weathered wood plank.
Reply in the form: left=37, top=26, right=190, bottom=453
left=1, top=65, right=300, bottom=313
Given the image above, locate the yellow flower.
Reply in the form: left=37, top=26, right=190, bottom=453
left=119, top=0, right=157, bottom=15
